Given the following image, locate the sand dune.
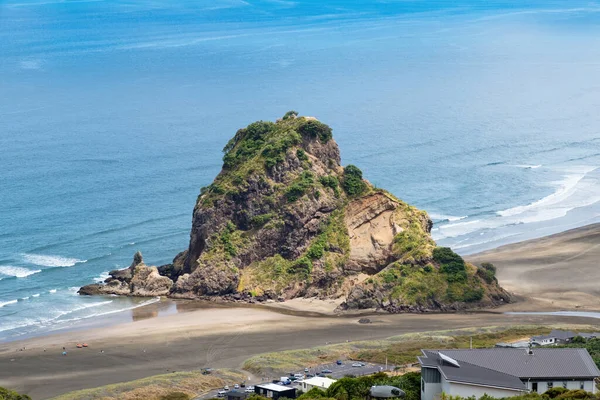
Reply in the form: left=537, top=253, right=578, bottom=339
left=469, top=223, right=600, bottom=311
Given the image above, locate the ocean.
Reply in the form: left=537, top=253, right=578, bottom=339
left=2, top=0, right=600, bottom=341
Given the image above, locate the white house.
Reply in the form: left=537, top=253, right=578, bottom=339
left=299, top=377, right=337, bottom=392
left=419, top=348, right=600, bottom=400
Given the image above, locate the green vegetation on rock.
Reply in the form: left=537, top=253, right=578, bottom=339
left=342, top=165, right=366, bottom=196
left=0, top=387, right=31, bottom=400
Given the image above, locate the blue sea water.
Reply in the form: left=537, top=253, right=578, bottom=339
left=2, top=0, right=600, bottom=341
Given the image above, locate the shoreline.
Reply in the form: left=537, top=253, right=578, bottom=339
left=4, top=304, right=600, bottom=399
left=6, top=221, right=600, bottom=398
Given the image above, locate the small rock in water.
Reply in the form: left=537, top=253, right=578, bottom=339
left=358, top=318, right=371, bottom=324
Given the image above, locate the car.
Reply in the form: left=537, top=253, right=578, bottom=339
left=217, top=390, right=227, bottom=397
left=245, top=386, right=255, bottom=393
left=241, top=382, right=246, bottom=388
left=321, top=369, right=332, bottom=374
left=234, top=384, right=240, bottom=389
left=304, top=368, right=309, bottom=373
left=224, top=385, right=230, bottom=390
left=352, top=363, right=363, bottom=367
left=294, top=373, right=304, bottom=379
left=305, top=374, right=314, bottom=378
left=336, top=360, right=343, bottom=365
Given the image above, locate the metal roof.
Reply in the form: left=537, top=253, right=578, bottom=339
left=256, top=383, right=296, bottom=392
left=420, top=351, right=526, bottom=391
left=420, top=348, right=600, bottom=379
left=300, top=377, right=337, bottom=388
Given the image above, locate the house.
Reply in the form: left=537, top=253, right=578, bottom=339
left=299, top=377, right=337, bottom=392
left=531, top=330, right=577, bottom=346
left=254, top=383, right=296, bottom=399
left=419, top=348, right=600, bottom=400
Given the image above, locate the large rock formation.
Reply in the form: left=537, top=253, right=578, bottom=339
left=80, top=113, right=511, bottom=312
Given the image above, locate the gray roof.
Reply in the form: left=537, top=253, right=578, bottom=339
left=420, top=348, right=600, bottom=379
left=532, top=330, right=577, bottom=342
left=419, top=351, right=525, bottom=391
left=578, top=333, right=600, bottom=339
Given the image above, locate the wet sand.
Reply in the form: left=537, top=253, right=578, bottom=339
left=469, top=223, right=600, bottom=311
left=2, top=304, right=600, bottom=399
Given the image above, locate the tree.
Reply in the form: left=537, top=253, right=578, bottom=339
left=342, top=165, right=366, bottom=196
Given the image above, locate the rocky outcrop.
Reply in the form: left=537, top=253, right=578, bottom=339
left=79, top=252, right=172, bottom=297
left=80, top=113, right=510, bottom=312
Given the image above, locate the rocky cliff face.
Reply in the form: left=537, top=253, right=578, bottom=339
left=80, top=113, right=511, bottom=311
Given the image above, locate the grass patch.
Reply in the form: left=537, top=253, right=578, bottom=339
left=243, top=326, right=563, bottom=375
left=50, top=369, right=244, bottom=400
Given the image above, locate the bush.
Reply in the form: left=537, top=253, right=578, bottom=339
left=222, top=121, right=276, bottom=169
left=283, top=110, right=298, bottom=120
left=250, top=213, right=274, bottom=228
left=288, top=256, right=312, bottom=277
left=298, top=387, right=327, bottom=399
left=296, top=149, right=308, bottom=161
left=433, top=247, right=467, bottom=282
left=342, top=165, right=366, bottom=196
left=463, top=287, right=484, bottom=302
left=298, top=120, right=333, bottom=142
left=0, top=387, right=31, bottom=400
left=544, top=387, right=569, bottom=398
left=285, top=172, right=314, bottom=202
left=307, top=241, right=325, bottom=260
left=161, top=393, right=191, bottom=400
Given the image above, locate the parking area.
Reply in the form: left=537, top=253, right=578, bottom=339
left=196, top=360, right=394, bottom=399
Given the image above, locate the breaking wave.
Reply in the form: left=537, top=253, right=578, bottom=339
left=22, top=254, right=86, bottom=268
left=0, top=266, right=41, bottom=278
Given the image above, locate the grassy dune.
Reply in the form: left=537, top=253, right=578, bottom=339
left=50, top=369, right=244, bottom=400
left=242, top=325, right=599, bottom=375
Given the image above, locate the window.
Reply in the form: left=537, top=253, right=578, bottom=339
left=422, top=378, right=425, bottom=392
left=532, top=383, right=538, bottom=393
left=563, top=382, right=568, bottom=389
left=547, top=382, right=554, bottom=390
left=581, top=382, right=585, bottom=390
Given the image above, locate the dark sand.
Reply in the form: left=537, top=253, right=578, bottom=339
left=2, top=305, right=600, bottom=399
left=6, top=223, right=600, bottom=399
left=469, top=223, right=600, bottom=311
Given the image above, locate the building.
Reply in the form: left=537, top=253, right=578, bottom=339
left=531, top=330, right=577, bottom=346
left=226, top=390, right=250, bottom=400
left=299, top=377, right=337, bottom=392
left=254, top=383, right=296, bottom=399
left=419, top=348, right=600, bottom=400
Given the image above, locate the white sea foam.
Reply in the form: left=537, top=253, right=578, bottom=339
left=429, top=213, right=468, bottom=223
left=434, top=166, right=600, bottom=245
left=0, top=300, right=17, bottom=308
left=515, top=164, right=542, bottom=169
left=93, top=271, right=110, bottom=283
left=0, top=266, right=41, bottom=278
left=48, top=289, right=57, bottom=294
left=22, top=253, right=86, bottom=267
left=20, top=296, right=30, bottom=301
left=31, top=293, right=40, bottom=297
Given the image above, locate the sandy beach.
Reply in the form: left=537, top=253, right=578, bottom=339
left=469, top=223, right=600, bottom=311
left=1, top=303, right=600, bottom=399
left=4, top=223, right=600, bottom=399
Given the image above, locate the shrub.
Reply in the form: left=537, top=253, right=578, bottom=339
left=161, top=393, right=191, bottom=400
left=298, top=387, right=327, bottom=399
left=545, top=387, right=569, bottom=398
left=0, top=387, right=31, bottom=400
left=463, top=287, right=484, bottom=302
left=298, top=120, right=333, bottom=142
left=283, top=110, right=298, bottom=120
left=220, top=221, right=238, bottom=257
left=307, top=241, right=325, bottom=260
left=288, top=256, right=312, bottom=277
left=222, top=121, right=276, bottom=169
left=285, top=172, right=314, bottom=202
left=433, top=247, right=467, bottom=282
left=296, top=149, right=308, bottom=161
left=342, top=165, right=366, bottom=196
left=250, top=213, right=274, bottom=228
